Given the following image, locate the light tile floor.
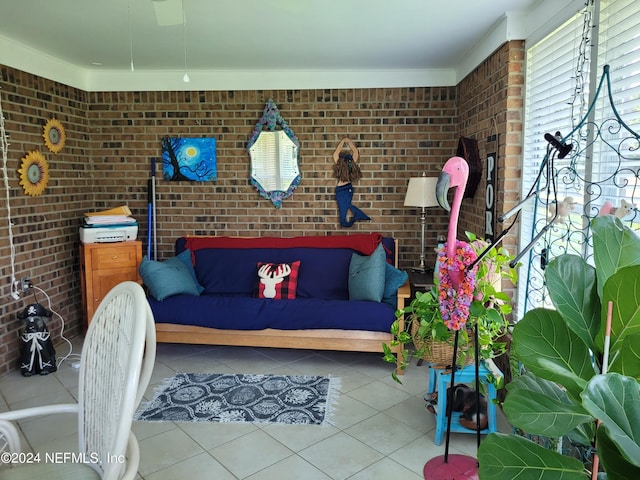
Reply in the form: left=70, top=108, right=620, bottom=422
left=0, top=338, right=510, bottom=479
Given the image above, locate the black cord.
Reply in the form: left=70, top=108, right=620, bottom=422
left=469, top=141, right=562, bottom=271
left=509, top=145, right=561, bottom=268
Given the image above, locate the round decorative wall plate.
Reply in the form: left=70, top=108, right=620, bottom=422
left=19, top=150, right=49, bottom=196
left=43, top=118, right=66, bottom=153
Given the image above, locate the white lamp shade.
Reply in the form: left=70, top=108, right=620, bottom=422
left=404, top=176, right=439, bottom=208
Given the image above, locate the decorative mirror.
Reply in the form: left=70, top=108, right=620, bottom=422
left=247, top=99, right=300, bottom=208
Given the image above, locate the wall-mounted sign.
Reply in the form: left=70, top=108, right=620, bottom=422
left=485, top=151, right=498, bottom=242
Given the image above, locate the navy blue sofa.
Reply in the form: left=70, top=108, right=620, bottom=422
left=148, top=234, right=409, bottom=372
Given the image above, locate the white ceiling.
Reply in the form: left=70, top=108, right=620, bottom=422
left=0, top=0, right=574, bottom=92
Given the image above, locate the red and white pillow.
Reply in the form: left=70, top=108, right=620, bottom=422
left=256, top=261, right=300, bottom=299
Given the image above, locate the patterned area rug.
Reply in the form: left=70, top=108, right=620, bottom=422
left=134, top=372, right=340, bottom=425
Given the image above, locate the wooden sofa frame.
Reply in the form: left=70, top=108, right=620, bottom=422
left=154, top=238, right=410, bottom=374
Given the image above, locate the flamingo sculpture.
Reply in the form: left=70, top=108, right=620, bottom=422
left=424, top=155, right=481, bottom=479
left=435, top=157, right=478, bottom=332
left=436, top=156, right=469, bottom=289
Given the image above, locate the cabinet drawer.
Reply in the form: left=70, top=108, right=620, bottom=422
left=91, top=245, right=139, bottom=269
left=91, top=266, right=139, bottom=306
left=81, top=240, right=142, bottom=329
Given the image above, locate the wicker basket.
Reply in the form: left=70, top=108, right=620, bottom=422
left=410, top=320, right=474, bottom=367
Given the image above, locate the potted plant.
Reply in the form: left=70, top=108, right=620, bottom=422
left=383, top=232, right=518, bottom=382
left=477, top=216, right=640, bottom=479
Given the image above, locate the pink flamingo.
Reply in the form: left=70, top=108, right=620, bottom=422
left=426, top=155, right=479, bottom=475
left=436, top=156, right=470, bottom=288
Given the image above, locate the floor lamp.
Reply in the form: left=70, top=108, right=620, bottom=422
left=404, top=174, right=439, bottom=272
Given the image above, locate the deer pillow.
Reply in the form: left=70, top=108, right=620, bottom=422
left=256, top=261, right=301, bottom=300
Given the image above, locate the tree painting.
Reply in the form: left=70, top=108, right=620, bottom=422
left=161, top=137, right=217, bottom=182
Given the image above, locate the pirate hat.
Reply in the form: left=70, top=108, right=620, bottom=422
left=17, top=303, right=52, bottom=320
left=457, top=136, right=482, bottom=199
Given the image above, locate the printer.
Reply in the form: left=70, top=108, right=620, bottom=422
left=79, top=223, right=138, bottom=243
left=80, top=206, right=138, bottom=243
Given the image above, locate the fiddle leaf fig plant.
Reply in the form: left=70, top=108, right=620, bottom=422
left=478, top=216, right=640, bottom=479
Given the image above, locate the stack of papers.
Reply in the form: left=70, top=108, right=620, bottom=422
left=83, top=206, right=137, bottom=228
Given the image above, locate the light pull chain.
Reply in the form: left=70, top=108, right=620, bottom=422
left=182, top=0, right=189, bottom=82
left=129, top=0, right=135, bottom=71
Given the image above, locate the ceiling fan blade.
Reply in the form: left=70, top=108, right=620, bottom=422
left=151, top=0, right=184, bottom=26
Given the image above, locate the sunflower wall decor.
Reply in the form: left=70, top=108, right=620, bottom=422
left=42, top=118, right=66, bottom=153
left=19, top=150, right=49, bottom=196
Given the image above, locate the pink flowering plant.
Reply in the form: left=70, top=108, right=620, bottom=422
left=384, top=232, right=518, bottom=379
left=437, top=239, right=478, bottom=330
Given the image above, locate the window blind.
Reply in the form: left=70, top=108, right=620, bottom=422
left=518, top=0, right=640, bottom=318
left=518, top=11, right=585, bottom=316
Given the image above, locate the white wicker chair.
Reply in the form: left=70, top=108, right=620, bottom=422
left=0, top=281, right=156, bottom=480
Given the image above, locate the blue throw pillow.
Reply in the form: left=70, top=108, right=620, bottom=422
left=139, top=254, right=202, bottom=301
left=176, top=249, right=204, bottom=294
left=348, top=243, right=386, bottom=302
left=382, top=263, right=408, bottom=308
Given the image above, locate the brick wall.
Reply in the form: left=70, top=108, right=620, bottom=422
left=0, top=42, right=524, bottom=374
left=456, top=40, right=525, bottom=294
left=86, top=88, right=456, bottom=263
left=0, top=67, right=92, bottom=373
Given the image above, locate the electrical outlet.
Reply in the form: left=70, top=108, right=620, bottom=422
left=10, top=282, right=20, bottom=300
left=21, top=277, right=31, bottom=293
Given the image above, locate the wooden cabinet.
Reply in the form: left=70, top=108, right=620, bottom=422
left=80, top=241, right=142, bottom=327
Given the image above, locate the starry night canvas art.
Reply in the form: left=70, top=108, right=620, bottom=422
left=161, top=137, right=217, bottom=182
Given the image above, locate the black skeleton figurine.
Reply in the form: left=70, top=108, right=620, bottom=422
left=18, top=303, right=57, bottom=376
